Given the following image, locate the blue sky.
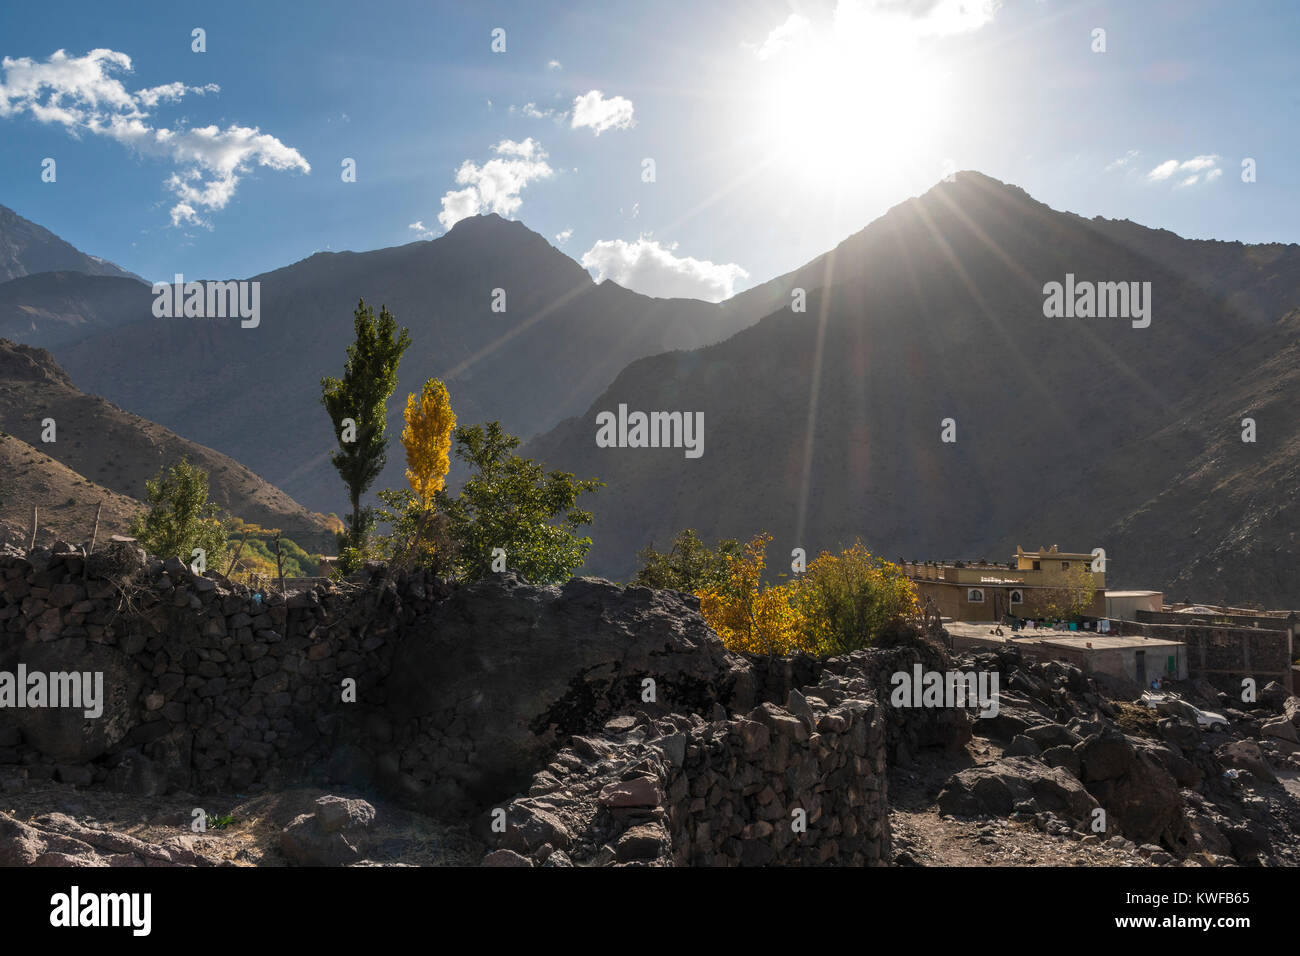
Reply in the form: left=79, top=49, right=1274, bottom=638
left=0, top=0, right=1296, bottom=298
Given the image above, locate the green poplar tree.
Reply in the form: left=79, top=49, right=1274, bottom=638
left=320, top=299, right=411, bottom=571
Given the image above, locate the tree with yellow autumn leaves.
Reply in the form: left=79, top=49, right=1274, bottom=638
left=693, top=533, right=919, bottom=657
left=374, top=378, right=458, bottom=572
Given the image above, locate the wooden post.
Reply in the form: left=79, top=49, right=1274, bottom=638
left=224, top=529, right=249, bottom=578
left=273, top=531, right=286, bottom=595
left=28, top=504, right=37, bottom=550
left=88, top=501, right=103, bottom=553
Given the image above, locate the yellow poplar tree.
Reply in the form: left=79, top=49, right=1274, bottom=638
left=402, top=378, right=456, bottom=506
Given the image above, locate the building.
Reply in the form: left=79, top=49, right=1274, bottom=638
left=902, top=545, right=1106, bottom=622
left=946, top=622, right=1187, bottom=687
left=1105, top=590, right=1164, bottom=621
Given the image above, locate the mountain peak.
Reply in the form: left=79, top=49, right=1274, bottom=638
left=0, top=203, right=141, bottom=283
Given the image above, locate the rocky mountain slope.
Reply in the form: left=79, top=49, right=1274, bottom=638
left=525, top=172, right=1300, bottom=605
left=0, top=340, right=335, bottom=551
left=39, top=214, right=784, bottom=512
left=0, top=203, right=140, bottom=283
left=0, top=272, right=151, bottom=348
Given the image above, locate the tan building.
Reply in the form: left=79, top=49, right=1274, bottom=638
left=1105, top=590, right=1164, bottom=620
left=903, top=545, right=1106, bottom=622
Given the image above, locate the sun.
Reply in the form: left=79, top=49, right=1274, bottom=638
left=749, top=17, right=949, bottom=185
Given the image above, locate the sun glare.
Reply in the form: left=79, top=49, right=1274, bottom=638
left=753, top=16, right=948, bottom=183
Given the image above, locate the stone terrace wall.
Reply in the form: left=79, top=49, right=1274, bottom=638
left=485, top=681, right=890, bottom=867
left=0, top=541, right=398, bottom=795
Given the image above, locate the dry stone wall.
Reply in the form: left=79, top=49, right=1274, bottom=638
left=0, top=541, right=936, bottom=865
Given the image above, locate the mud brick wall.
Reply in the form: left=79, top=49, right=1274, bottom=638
left=1119, top=619, right=1294, bottom=693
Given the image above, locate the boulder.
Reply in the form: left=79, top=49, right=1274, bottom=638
left=279, top=796, right=377, bottom=866
left=937, top=756, right=1098, bottom=823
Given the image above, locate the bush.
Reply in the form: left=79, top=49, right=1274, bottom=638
left=794, top=543, right=920, bottom=655
left=696, top=534, right=920, bottom=658
left=633, top=528, right=740, bottom=593
left=129, top=459, right=226, bottom=566
left=373, top=487, right=459, bottom=578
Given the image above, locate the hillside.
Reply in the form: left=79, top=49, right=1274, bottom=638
left=44, top=214, right=780, bottom=513
left=0, top=339, right=336, bottom=552
left=0, top=271, right=152, bottom=348
left=0, top=431, right=140, bottom=548
left=0, top=203, right=140, bottom=283
left=525, top=172, right=1300, bottom=606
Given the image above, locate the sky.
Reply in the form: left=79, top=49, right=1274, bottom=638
left=0, top=0, right=1296, bottom=299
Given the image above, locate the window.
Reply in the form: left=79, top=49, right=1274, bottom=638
left=1061, top=561, right=1071, bottom=570
left=967, top=588, right=985, bottom=603
left=1009, top=590, right=1023, bottom=605
left=1032, top=561, right=1041, bottom=570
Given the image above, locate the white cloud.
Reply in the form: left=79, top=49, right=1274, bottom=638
left=1105, top=148, right=1140, bottom=172
left=751, top=0, right=998, bottom=59
left=570, top=90, right=635, bottom=135
left=510, top=101, right=566, bottom=121
left=834, top=0, right=1001, bottom=38
left=749, top=13, right=813, bottom=59
left=1147, top=154, right=1221, bottom=184
left=0, top=48, right=308, bottom=227
left=555, top=228, right=573, bottom=245
left=547, top=59, right=563, bottom=71
left=409, top=220, right=433, bottom=236
left=436, top=137, right=554, bottom=230
left=580, top=238, right=748, bottom=302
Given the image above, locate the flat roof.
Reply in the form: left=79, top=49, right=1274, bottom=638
left=1020, top=634, right=1184, bottom=651
left=1106, top=590, right=1162, bottom=597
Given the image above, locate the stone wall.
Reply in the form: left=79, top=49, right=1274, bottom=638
left=1, top=542, right=921, bottom=866
left=484, top=682, right=890, bottom=867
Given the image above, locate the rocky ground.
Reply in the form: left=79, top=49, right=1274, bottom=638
left=0, top=785, right=481, bottom=866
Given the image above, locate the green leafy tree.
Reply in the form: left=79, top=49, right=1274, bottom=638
left=320, top=300, right=411, bottom=571
left=434, top=422, right=602, bottom=583
left=129, top=459, right=226, bottom=566
left=634, top=528, right=741, bottom=593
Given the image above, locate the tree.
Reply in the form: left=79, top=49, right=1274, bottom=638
left=633, top=528, right=741, bottom=593
left=371, top=378, right=460, bottom=575
left=1036, top=562, right=1098, bottom=620
left=320, top=300, right=411, bottom=571
left=129, top=459, right=226, bottom=566
left=434, top=421, right=602, bottom=583
left=402, top=379, right=456, bottom=507
left=696, top=533, right=812, bottom=657
left=793, top=543, right=920, bottom=655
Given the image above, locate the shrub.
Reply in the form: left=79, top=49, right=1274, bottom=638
left=794, top=543, right=920, bottom=655
left=633, top=528, right=741, bottom=593
left=129, top=459, right=226, bottom=566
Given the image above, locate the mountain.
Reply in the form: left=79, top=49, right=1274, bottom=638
left=45, top=214, right=783, bottom=513
left=0, top=203, right=141, bottom=283
left=0, top=272, right=152, bottom=348
left=0, top=339, right=336, bottom=551
left=524, top=172, right=1300, bottom=607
